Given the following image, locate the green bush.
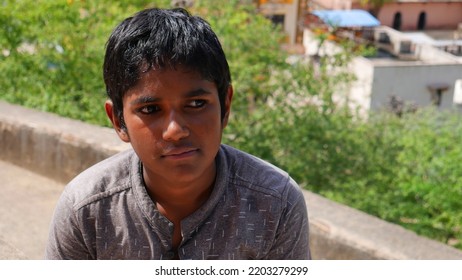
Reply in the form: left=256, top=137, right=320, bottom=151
left=0, top=0, right=170, bottom=125
left=381, top=110, right=462, bottom=247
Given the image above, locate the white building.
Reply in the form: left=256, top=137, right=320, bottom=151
left=304, top=17, right=462, bottom=115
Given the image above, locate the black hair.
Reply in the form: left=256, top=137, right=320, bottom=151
left=103, top=8, right=231, bottom=128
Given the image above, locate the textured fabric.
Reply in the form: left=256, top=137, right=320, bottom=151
left=45, top=144, right=310, bottom=259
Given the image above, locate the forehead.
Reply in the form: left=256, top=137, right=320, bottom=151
left=125, top=66, right=218, bottom=98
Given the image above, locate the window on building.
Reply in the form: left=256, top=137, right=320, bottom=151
left=432, top=90, right=443, bottom=107
left=428, top=83, right=449, bottom=107
left=393, top=12, right=402, bottom=30
left=267, top=14, right=285, bottom=27
left=417, top=12, right=426, bottom=30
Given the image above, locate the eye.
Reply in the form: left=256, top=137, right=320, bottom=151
left=187, top=99, right=207, bottom=108
left=138, top=105, right=160, bottom=114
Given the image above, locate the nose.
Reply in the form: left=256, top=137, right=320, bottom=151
left=162, top=111, right=189, bottom=142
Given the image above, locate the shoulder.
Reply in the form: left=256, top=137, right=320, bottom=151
left=219, top=144, right=302, bottom=201
left=61, top=149, right=137, bottom=209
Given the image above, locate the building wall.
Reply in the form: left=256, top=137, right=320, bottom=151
left=378, top=3, right=462, bottom=30
left=370, top=63, right=462, bottom=110
left=303, top=27, right=462, bottom=114
left=312, top=0, right=352, bottom=9
left=317, top=0, right=462, bottom=31
left=349, top=59, right=462, bottom=114
left=349, top=57, right=374, bottom=114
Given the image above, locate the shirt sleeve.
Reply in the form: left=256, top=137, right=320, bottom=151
left=44, top=188, right=94, bottom=260
left=263, top=178, right=311, bottom=260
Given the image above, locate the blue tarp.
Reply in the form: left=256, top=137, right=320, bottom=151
left=312, top=9, right=380, bottom=28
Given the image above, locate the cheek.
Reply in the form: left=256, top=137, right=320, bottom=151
left=195, top=106, right=223, bottom=128
left=193, top=115, right=223, bottom=136
left=125, top=119, right=160, bottom=146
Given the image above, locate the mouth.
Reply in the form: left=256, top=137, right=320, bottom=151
left=162, top=147, right=199, bottom=159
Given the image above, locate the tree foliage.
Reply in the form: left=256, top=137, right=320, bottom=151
left=0, top=0, right=170, bottom=125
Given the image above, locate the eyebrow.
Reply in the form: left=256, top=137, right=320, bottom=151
left=185, top=88, right=214, bottom=98
left=130, top=88, right=214, bottom=106
left=130, top=96, right=159, bottom=106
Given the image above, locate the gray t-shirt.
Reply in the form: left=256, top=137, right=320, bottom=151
left=45, top=144, right=310, bottom=259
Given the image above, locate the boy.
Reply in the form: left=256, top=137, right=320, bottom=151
left=45, top=7, right=310, bottom=260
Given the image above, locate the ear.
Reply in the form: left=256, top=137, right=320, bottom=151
left=105, top=100, right=130, bottom=143
left=221, top=85, right=233, bottom=129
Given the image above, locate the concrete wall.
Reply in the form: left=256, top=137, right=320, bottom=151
left=370, top=63, right=462, bottom=110
left=0, top=101, right=130, bottom=183
left=1, top=101, right=461, bottom=259
left=349, top=56, right=374, bottom=113
left=0, top=235, right=26, bottom=260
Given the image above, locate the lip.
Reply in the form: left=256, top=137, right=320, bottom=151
left=162, top=147, right=199, bottom=159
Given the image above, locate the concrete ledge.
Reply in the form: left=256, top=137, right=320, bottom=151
left=1, top=101, right=461, bottom=259
left=0, top=235, right=26, bottom=260
left=305, top=191, right=462, bottom=259
left=0, top=101, right=130, bottom=183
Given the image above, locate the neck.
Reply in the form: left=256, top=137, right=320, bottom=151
left=142, top=164, right=216, bottom=214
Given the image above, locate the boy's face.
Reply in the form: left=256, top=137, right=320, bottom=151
left=106, top=66, right=232, bottom=186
